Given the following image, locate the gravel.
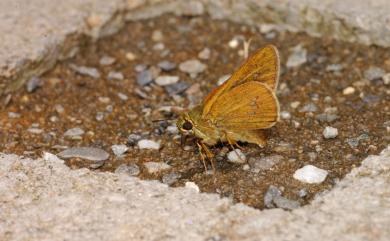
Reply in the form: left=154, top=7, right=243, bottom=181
left=69, top=64, right=100, bottom=79
left=137, top=139, right=161, bottom=150
left=144, top=161, right=171, bottom=174
left=286, top=44, right=307, bottom=68
left=164, top=82, right=190, bottom=96
left=111, top=144, right=129, bottom=157
left=107, top=71, right=124, bottom=80
left=323, top=126, right=338, bottom=139
left=114, top=163, right=140, bottom=176
left=26, top=76, right=43, bottom=93
left=198, top=47, right=211, bottom=60
left=136, top=69, right=153, bottom=86
left=342, top=86, right=355, bottom=95
left=99, top=56, right=116, bottom=66
left=248, top=155, right=283, bottom=173
left=179, top=59, right=206, bottom=75
left=217, top=74, right=230, bottom=86
left=154, top=75, right=179, bottom=86
left=162, top=172, right=181, bottom=185
left=364, top=66, right=385, bottom=81
left=58, top=147, right=109, bottom=168
left=185, top=181, right=200, bottom=192
left=293, top=165, right=328, bottom=184
left=227, top=149, right=246, bottom=164
left=158, top=60, right=176, bottom=71
left=299, top=103, right=318, bottom=113
left=127, top=134, right=142, bottom=146
left=64, top=127, right=85, bottom=137
left=315, top=113, right=339, bottom=123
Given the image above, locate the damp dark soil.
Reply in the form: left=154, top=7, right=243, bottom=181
left=1, top=14, right=389, bottom=209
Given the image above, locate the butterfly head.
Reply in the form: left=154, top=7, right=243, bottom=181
left=176, top=113, right=195, bottom=135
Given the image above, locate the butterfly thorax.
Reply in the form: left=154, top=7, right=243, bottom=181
left=177, top=105, right=222, bottom=146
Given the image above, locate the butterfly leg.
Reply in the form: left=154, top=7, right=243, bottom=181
left=196, top=141, right=208, bottom=172
left=199, top=141, right=216, bottom=173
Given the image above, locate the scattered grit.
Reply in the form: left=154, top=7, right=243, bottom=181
left=0, top=15, right=389, bottom=209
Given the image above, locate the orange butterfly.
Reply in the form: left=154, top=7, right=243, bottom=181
left=177, top=45, right=280, bottom=170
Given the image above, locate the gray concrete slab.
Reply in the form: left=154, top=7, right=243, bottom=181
left=1, top=147, right=389, bottom=241
left=2, top=0, right=390, bottom=94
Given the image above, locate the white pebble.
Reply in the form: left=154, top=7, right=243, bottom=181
left=185, top=182, right=200, bottom=192
left=293, top=165, right=328, bottom=184
left=227, top=149, right=246, bottom=164
left=228, top=38, right=239, bottom=48
left=342, top=86, right=355, bottom=95
left=154, top=75, right=179, bottom=86
left=166, top=125, right=179, bottom=134
left=280, top=111, right=291, bottom=120
left=144, top=162, right=171, bottom=173
left=111, top=144, right=129, bottom=156
left=137, top=139, right=160, bottom=150
left=323, top=126, right=338, bottom=139
left=290, top=101, right=300, bottom=109
left=383, top=73, right=390, bottom=85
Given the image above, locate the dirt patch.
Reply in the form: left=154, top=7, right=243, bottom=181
left=1, top=14, right=389, bottom=209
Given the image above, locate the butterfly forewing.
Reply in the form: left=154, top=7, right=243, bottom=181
left=209, top=81, right=279, bottom=130
left=202, top=45, right=279, bottom=118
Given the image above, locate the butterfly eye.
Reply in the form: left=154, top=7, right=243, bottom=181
left=182, top=121, right=193, bottom=131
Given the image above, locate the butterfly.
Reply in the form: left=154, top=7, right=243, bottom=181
left=177, top=44, right=280, bottom=170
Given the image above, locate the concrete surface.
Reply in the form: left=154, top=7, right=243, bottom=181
left=1, top=0, right=390, bottom=240
left=2, top=0, right=390, bottom=94
left=1, top=147, right=389, bottom=241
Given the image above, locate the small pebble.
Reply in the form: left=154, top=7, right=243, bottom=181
left=69, top=64, right=100, bottom=79
left=98, top=97, right=110, bottom=104
left=54, top=104, right=65, bottom=114
left=27, top=128, right=43, bottom=134
left=177, top=0, right=204, bottom=16
left=8, top=112, right=21, bottom=118
left=227, top=149, right=246, bottom=164
left=286, top=45, right=307, bottom=68
left=125, top=52, right=137, bottom=61
left=115, top=164, right=140, bottom=176
left=326, top=64, right=344, bottom=72
left=144, top=161, right=171, bottom=173
left=138, top=139, right=160, bottom=150
left=299, top=103, right=318, bottom=113
left=95, top=112, right=104, bottom=121
left=26, top=76, right=43, bottom=93
left=198, top=47, right=211, bottom=60
left=152, top=30, right=164, bottom=42
left=152, top=42, right=165, bottom=51
left=280, top=111, right=291, bottom=120
left=185, top=182, right=200, bottom=192
left=315, top=113, right=339, bottom=123
left=155, top=75, right=179, bottom=86
left=179, top=59, right=206, bottom=75
left=293, top=165, right=328, bottom=184
left=134, top=64, right=147, bottom=72
left=158, top=60, right=176, bottom=71
left=107, top=71, right=124, bottom=80
left=217, top=74, right=230, bottom=86
left=342, top=86, right=355, bottom=95
left=117, top=92, right=128, bottom=101
left=162, top=172, right=181, bottom=185
left=228, top=38, right=239, bottom=48
left=298, top=189, right=308, bottom=198
left=264, top=185, right=282, bottom=208
left=323, top=126, right=338, bottom=139
left=99, top=56, right=116, bottom=66
left=248, top=155, right=283, bottom=173
left=273, top=196, right=301, bottom=210
left=345, top=134, right=369, bottom=148
left=111, top=144, right=129, bottom=156
left=137, top=69, right=153, bottom=86
left=64, top=127, right=85, bottom=137
left=166, top=125, right=179, bottom=134
left=127, top=134, right=142, bottom=146
left=382, top=73, right=390, bottom=85
left=164, top=82, right=190, bottom=96
left=364, top=66, right=385, bottom=81
left=290, top=101, right=300, bottom=109
left=58, top=147, right=109, bottom=168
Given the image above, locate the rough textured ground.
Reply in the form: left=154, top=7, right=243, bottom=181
left=1, top=0, right=390, bottom=240
left=1, top=14, right=389, bottom=209
left=1, top=147, right=389, bottom=241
